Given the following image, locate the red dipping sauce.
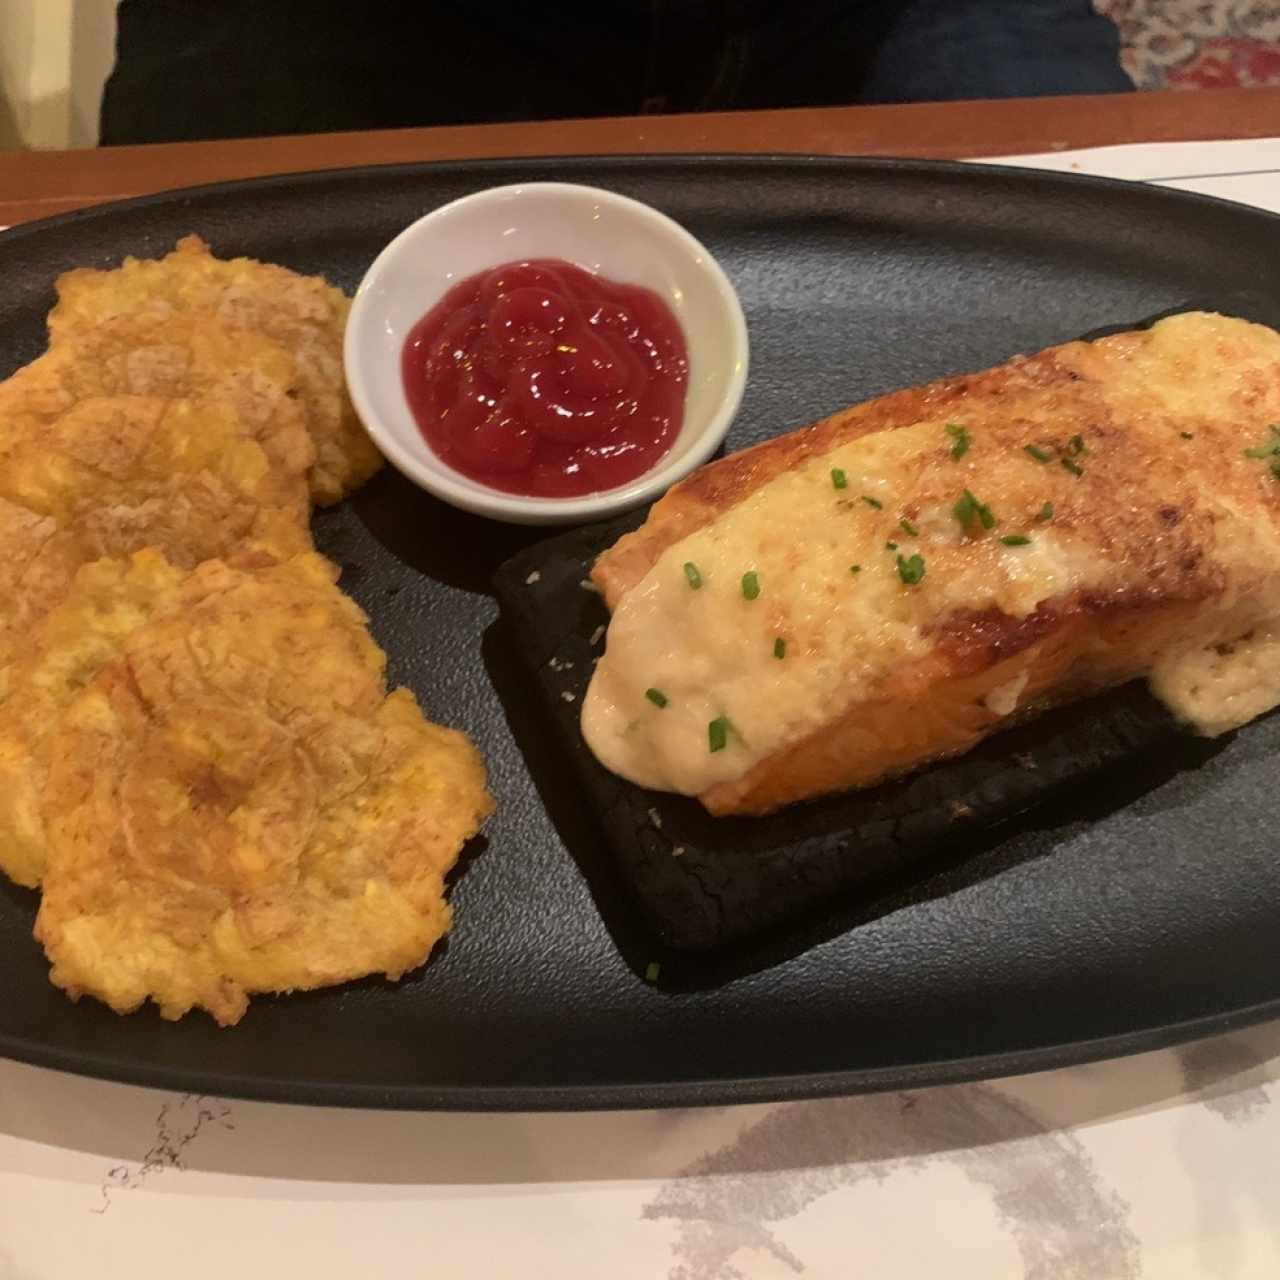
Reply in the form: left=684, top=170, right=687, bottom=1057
left=402, top=259, right=688, bottom=498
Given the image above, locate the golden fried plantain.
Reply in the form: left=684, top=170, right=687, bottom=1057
left=35, top=553, right=493, bottom=1025
left=0, top=549, right=186, bottom=888
left=50, top=235, right=382, bottom=504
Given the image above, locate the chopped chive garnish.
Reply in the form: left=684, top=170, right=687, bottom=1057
left=953, top=488, right=996, bottom=531
left=831, top=468, right=848, bottom=490
left=741, top=571, right=761, bottom=600
left=683, top=561, right=703, bottom=589
left=861, top=495, right=883, bottom=510
left=645, top=687, right=669, bottom=708
left=1061, top=457, right=1084, bottom=477
left=849, top=564, right=862, bottom=574
left=644, top=961, right=661, bottom=982
left=708, top=716, right=730, bottom=753
left=1272, top=458, right=1280, bottom=481
left=1068, top=433, right=1087, bottom=456
left=1024, top=444, right=1052, bottom=463
left=900, top=517, right=919, bottom=536
left=1249, top=424, right=1280, bottom=463
left=896, top=553, right=926, bottom=585
left=1180, top=431, right=1194, bottom=440
left=945, top=422, right=971, bottom=460
left=1037, top=502, right=1054, bottom=522
left=1000, top=534, right=1032, bottom=546
left=886, top=541, right=898, bottom=551
left=773, top=637, right=786, bottom=659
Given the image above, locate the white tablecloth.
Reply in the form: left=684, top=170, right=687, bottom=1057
left=3, top=137, right=1279, bottom=1280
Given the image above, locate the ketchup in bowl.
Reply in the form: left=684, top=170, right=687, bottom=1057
left=401, top=259, right=688, bottom=498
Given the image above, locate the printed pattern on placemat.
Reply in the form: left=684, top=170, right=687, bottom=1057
left=1097, top=0, right=1280, bottom=87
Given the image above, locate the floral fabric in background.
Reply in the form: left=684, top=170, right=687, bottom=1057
left=1097, top=0, right=1280, bottom=87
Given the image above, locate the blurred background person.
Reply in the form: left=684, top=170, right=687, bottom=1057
left=100, top=0, right=1133, bottom=145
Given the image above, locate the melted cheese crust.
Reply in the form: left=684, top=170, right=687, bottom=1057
left=583, top=312, right=1280, bottom=804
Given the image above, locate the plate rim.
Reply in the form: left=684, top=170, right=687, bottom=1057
left=6, top=149, right=1280, bottom=248
left=3, top=997, right=1275, bottom=1110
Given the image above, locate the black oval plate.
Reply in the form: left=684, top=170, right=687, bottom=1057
left=2, top=156, right=1278, bottom=1110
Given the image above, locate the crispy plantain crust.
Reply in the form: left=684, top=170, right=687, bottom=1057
left=50, top=236, right=382, bottom=504
left=34, top=554, right=493, bottom=1025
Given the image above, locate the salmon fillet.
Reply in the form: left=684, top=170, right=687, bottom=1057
left=583, top=311, right=1280, bottom=815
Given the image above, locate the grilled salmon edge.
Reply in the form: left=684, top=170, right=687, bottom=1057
left=591, top=344, right=1076, bottom=609
left=699, top=595, right=1212, bottom=814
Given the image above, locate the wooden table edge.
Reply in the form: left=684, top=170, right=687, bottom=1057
left=2, top=87, right=1278, bottom=227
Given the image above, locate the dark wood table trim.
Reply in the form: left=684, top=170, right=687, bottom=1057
left=2, top=87, right=1278, bottom=227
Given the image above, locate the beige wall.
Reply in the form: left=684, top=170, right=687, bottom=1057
left=70, top=0, right=118, bottom=147
left=0, top=0, right=118, bottom=149
left=0, top=0, right=38, bottom=148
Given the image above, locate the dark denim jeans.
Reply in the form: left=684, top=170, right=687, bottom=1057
left=102, top=0, right=1131, bottom=144
left=860, top=0, right=1133, bottom=102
